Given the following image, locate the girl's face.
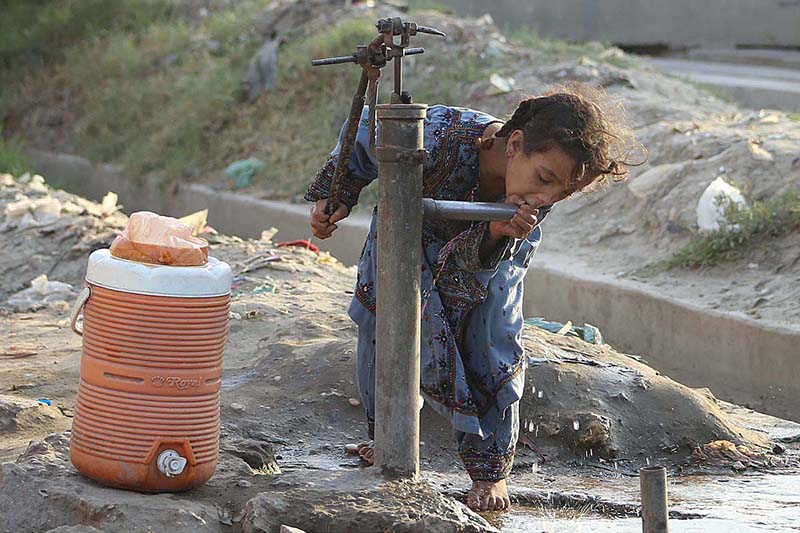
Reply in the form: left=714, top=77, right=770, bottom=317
left=503, top=130, right=579, bottom=208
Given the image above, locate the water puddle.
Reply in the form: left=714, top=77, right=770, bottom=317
left=496, top=471, right=800, bottom=532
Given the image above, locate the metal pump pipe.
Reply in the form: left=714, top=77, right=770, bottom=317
left=640, top=466, right=670, bottom=533
left=422, top=198, right=517, bottom=221
left=374, top=103, right=427, bottom=479
left=310, top=17, right=445, bottom=482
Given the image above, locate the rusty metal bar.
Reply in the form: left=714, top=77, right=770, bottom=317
left=374, top=103, right=427, bottom=480
left=311, top=47, right=424, bottom=67
left=640, top=466, right=669, bottom=533
left=325, top=68, right=370, bottom=216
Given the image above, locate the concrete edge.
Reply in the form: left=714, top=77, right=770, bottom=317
left=24, top=149, right=800, bottom=422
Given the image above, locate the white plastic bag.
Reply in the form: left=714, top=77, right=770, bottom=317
left=696, top=177, right=747, bottom=232
left=7, top=275, right=74, bottom=311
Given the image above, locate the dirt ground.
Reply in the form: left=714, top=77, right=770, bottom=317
left=4, top=1, right=798, bottom=333
left=541, top=110, right=800, bottom=329
left=1, top=175, right=797, bottom=532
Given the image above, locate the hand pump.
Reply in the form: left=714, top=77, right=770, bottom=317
left=312, top=16, right=515, bottom=480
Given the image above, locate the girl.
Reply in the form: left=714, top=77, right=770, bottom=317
left=306, top=84, right=635, bottom=512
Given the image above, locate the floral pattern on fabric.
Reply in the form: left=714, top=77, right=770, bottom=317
left=307, top=105, right=550, bottom=481
left=459, top=448, right=515, bottom=482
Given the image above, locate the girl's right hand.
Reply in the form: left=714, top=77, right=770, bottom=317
left=488, top=194, right=539, bottom=241
left=310, top=199, right=349, bottom=239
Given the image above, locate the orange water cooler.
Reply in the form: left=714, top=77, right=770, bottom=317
left=69, top=249, right=232, bottom=491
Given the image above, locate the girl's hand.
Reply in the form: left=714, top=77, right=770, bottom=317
left=310, top=199, right=349, bottom=239
left=488, top=195, right=539, bottom=241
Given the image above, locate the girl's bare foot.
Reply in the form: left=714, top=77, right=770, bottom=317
left=467, top=479, right=511, bottom=512
left=357, top=441, right=374, bottom=465
left=345, top=441, right=374, bottom=466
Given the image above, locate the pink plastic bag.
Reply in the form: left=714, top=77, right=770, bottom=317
left=110, top=211, right=209, bottom=266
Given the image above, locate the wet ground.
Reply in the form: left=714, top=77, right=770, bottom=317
left=497, top=471, right=800, bottom=532
left=475, top=405, right=800, bottom=532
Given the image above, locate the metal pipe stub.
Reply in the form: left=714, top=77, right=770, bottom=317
left=640, top=466, right=669, bottom=533
left=422, top=198, right=517, bottom=221
left=374, top=103, right=426, bottom=481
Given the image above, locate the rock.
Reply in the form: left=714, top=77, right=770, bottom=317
left=1, top=195, right=62, bottom=231
left=348, top=397, right=361, bottom=407
left=222, top=439, right=280, bottom=473
left=205, top=39, right=223, bottom=56
left=280, top=526, right=307, bottom=533
left=747, top=141, right=773, bottom=161
left=230, top=402, right=247, bottom=412
left=241, top=470, right=497, bottom=533
left=0, top=395, right=64, bottom=434
left=45, top=526, right=103, bottom=533
left=6, top=274, right=74, bottom=311
left=486, top=73, right=515, bottom=95
left=1, top=436, right=225, bottom=532
left=610, top=391, right=630, bottom=402
left=244, top=37, right=280, bottom=102
left=732, top=460, right=747, bottom=471
left=626, top=162, right=684, bottom=199
left=570, top=412, right=615, bottom=457
left=238, top=479, right=254, bottom=488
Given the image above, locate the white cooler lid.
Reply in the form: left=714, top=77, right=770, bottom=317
left=86, top=249, right=232, bottom=297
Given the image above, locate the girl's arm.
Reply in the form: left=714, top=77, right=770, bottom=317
left=438, top=221, right=512, bottom=273
left=305, top=108, right=378, bottom=210
left=438, top=200, right=548, bottom=273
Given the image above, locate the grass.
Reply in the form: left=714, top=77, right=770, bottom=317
left=0, top=0, right=172, bottom=70
left=406, top=0, right=455, bottom=13
left=0, top=2, right=651, bottom=203
left=0, top=134, right=29, bottom=176
left=665, top=190, right=800, bottom=268
left=47, top=6, right=267, bottom=181
left=508, top=27, right=604, bottom=60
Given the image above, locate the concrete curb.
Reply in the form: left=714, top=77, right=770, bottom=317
left=27, top=149, right=800, bottom=422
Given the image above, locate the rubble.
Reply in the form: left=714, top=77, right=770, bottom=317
left=6, top=275, right=74, bottom=312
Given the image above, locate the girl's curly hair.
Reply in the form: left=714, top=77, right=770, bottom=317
left=496, top=83, right=645, bottom=193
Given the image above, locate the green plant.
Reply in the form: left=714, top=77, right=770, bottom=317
left=505, top=26, right=603, bottom=61
left=666, top=190, right=800, bottom=268
left=406, top=0, right=455, bottom=13
left=0, top=0, right=172, bottom=69
left=0, top=135, right=29, bottom=176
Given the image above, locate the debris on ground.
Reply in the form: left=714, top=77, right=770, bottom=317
left=2, top=173, right=796, bottom=531
left=525, top=317, right=604, bottom=345
left=696, top=176, right=748, bottom=232
left=6, top=274, right=74, bottom=312
left=225, top=158, right=265, bottom=189
left=687, top=439, right=787, bottom=471
left=0, top=173, right=127, bottom=299
left=244, top=37, right=280, bottom=102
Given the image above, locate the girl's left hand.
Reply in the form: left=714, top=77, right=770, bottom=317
left=488, top=194, right=539, bottom=240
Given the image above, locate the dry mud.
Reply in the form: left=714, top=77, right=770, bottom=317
left=1, top=175, right=797, bottom=532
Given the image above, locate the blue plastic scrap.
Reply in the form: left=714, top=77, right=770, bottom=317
left=225, top=158, right=265, bottom=189
left=523, top=317, right=604, bottom=345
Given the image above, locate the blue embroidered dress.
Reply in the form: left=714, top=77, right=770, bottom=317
left=306, top=105, right=548, bottom=481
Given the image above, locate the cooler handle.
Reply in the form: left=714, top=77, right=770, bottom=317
left=70, top=287, right=91, bottom=336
